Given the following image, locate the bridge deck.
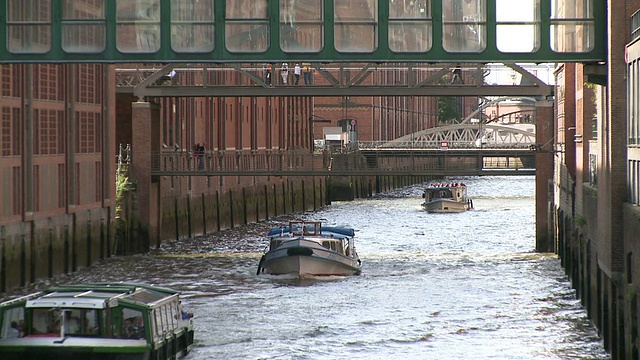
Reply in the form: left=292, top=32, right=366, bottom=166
left=151, top=149, right=536, bottom=177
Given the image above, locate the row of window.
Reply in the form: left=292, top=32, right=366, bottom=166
left=1, top=107, right=102, bottom=156
left=629, top=57, right=640, bottom=146
left=4, top=0, right=595, bottom=54
left=1, top=64, right=104, bottom=103
left=151, top=302, right=180, bottom=341
left=628, top=33, right=640, bottom=206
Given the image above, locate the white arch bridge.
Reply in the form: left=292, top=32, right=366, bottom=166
left=358, top=123, right=536, bottom=150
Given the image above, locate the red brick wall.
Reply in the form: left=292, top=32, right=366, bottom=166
left=0, top=63, right=112, bottom=224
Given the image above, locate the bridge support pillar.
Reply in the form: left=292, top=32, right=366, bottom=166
left=131, top=100, right=161, bottom=249
left=535, top=100, right=554, bottom=252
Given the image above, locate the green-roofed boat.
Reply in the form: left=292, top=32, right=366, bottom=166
left=0, top=282, right=194, bottom=360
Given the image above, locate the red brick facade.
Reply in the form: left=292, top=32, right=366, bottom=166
left=0, top=63, right=114, bottom=223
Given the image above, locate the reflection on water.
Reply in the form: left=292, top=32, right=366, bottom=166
left=2, top=176, right=609, bottom=359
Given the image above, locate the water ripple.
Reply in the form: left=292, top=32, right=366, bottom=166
left=0, top=176, right=610, bottom=360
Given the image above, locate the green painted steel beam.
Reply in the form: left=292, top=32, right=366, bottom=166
left=0, top=0, right=606, bottom=63
left=125, top=84, right=553, bottom=97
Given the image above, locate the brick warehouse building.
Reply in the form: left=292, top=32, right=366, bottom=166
left=116, top=71, right=318, bottom=247
left=552, top=2, right=640, bottom=358
left=116, top=60, right=459, bottom=248
left=0, top=63, right=116, bottom=291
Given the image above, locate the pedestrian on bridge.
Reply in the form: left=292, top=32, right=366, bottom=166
left=302, top=62, right=312, bottom=85
left=264, top=64, right=272, bottom=86
left=294, top=63, right=301, bottom=85
left=280, top=63, right=289, bottom=85
left=198, top=143, right=205, bottom=170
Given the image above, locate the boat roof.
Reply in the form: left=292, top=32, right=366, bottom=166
left=425, top=183, right=467, bottom=190
left=267, top=225, right=355, bottom=238
left=4, top=282, right=181, bottom=309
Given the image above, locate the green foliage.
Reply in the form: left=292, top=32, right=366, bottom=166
left=115, top=167, right=133, bottom=215
left=438, top=96, right=461, bottom=123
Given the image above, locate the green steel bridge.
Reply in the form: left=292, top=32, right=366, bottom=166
left=1, top=0, right=606, bottom=98
left=0, top=0, right=605, bottom=64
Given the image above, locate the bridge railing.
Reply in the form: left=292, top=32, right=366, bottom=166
left=150, top=148, right=534, bottom=176
left=151, top=150, right=332, bottom=175
left=356, top=140, right=533, bottom=150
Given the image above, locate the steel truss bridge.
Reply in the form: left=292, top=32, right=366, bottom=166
left=359, top=123, right=536, bottom=149
left=151, top=123, right=537, bottom=177
left=116, top=62, right=557, bottom=98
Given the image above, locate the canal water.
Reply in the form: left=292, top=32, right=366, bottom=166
left=4, top=176, right=609, bottom=359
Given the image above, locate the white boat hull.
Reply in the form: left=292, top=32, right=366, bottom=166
left=258, top=239, right=361, bottom=276
left=422, top=198, right=469, bottom=213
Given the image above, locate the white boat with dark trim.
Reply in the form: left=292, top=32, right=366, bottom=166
left=421, top=182, right=473, bottom=213
left=257, top=221, right=361, bottom=277
left=0, top=282, right=194, bottom=360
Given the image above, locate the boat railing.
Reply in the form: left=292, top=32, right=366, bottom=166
left=0, top=292, right=43, bottom=307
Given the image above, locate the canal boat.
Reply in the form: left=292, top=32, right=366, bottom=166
left=421, top=182, right=473, bottom=213
left=0, top=282, right=194, bottom=360
left=257, top=221, right=361, bottom=277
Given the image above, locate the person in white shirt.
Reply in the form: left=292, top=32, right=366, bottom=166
left=294, top=64, right=301, bottom=85
left=280, top=63, right=289, bottom=84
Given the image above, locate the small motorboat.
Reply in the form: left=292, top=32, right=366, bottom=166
left=421, top=182, right=473, bottom=213
left=257, top=221, right=361, bottom=277
left=0, top=282, right=194, bottom=360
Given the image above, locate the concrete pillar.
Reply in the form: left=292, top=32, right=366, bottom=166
left=131, top=101, right=161, bottom=246
left=536, top=100, right=554, bottom=252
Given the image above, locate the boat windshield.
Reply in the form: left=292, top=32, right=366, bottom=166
left=29, top=308, right=101, bottom=337
left=290, top=222, right=320, bottom=236
left=426, top=189, right=453, bottom=200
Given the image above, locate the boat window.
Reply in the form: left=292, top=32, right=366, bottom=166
left=167, top=305, right=176, bottom=330
left=322, top=241, right=331, bottom=249
left=161, top=306, right=170, bottom=334
left=64, top=309, right=100, bottom=336
left=154, top=308, right=165, bottom=339
left=270, top=240, right=282, bottom=250
left=122, top=308, right=145, bottom=339
left=147, top=311, right=157, bottom=341
left=331, top=242, right=337, bottom=251
left=0, top=306, right=25, bottom=339
left=31, top=308, right=62, bottom=335
left=303, top=224, right=317, bottom=235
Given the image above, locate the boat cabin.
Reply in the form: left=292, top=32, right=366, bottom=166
left=266, top=221, right=356, bottom=256
left=0, top=283, right=194, bottom=360
left=259, top=221, right=361, bottom=276
left=423, top=183, right=468, bottom=203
